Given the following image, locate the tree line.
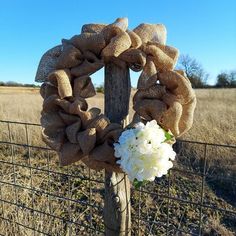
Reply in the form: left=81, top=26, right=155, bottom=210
left=177, top=54, right=236, bottom=88
left=0, top=55, right=235, bottom=89
left=0, top=81, right=40, bottom=87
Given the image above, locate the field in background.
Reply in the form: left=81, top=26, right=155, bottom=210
left=0, top=86, right=40, bottom=94
left=0, top=87, right=236, bottom=235
left=0, top=87, right=235, bottom=144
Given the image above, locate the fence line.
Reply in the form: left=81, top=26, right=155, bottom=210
left=0, top=120, right=235, bottom=235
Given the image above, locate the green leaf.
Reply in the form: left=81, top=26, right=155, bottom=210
left=133, top=179, right=148, bottom=189
left=164, top=130, right=174, bottom=141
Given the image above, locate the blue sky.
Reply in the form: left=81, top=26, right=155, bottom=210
left=0, top=0, right=235, bottom=86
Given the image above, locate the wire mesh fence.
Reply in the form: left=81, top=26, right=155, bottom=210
left=0, top=120, right=235, bottom=235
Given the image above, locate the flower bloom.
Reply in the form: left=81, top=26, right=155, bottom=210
left=114, top=120, right=176, bottom=182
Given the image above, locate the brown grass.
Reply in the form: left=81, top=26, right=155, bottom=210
left=0, top=88, right=42, bottom=123
left=0, top=86, right=40, bottom=94
left=0, top=87, right=235, bottom=144
left=1, top=150, right=235, bottom=235
left=0, top=87, right=236, bottom=235
left=182, top=89, right=236, bottom=145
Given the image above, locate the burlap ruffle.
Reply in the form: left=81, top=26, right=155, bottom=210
left=35, top=17, right=196, bottom=172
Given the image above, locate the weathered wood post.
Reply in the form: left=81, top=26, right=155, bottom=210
left=104, top=62, right=131, bottom=236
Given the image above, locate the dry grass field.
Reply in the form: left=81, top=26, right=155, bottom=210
left=0, top=86, right=236, bottom=235
left=0, top=86, right=235, bottom=144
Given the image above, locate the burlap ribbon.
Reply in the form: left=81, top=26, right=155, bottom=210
left=35, top=17, right=196, bottom=172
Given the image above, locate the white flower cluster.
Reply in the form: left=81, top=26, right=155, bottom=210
left=114, top=120, right=176, bottom=182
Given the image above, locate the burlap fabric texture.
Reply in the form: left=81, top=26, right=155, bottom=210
left=35, top=18, right=196, bottom=172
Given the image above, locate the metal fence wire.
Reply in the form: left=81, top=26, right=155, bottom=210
left=0, top=120, right=235, bottom=236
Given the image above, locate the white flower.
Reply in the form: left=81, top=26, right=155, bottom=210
left=158, top=143, right=176, bottom=161
left=114, top=120, right=176, bottom=182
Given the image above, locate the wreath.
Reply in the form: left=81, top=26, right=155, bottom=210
left=35, top=18, right=196, bottom=174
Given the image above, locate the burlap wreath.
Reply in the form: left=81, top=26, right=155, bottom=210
left=35, top=18, right=196, bottom=173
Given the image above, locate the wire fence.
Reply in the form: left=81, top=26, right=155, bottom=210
left=0, top=120, right=235, bottom=235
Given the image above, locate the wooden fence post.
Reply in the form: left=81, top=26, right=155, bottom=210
left=104, top=62, right=131, bottom=236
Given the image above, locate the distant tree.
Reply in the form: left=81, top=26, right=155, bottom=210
left=0, top=81, right=40, bottom=88
left=216, top=73, right=230, bottom=87
left=216, top=70, right=236, bottom=88
left=96, top=84, right=104, bottom=93
left=5, top=81, right=22, bottom=87
left=24, top=83, right=40, bottom=88
left=229, top=70, right=236, bottom=87
left=177, top=54, right=209, bottom=88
